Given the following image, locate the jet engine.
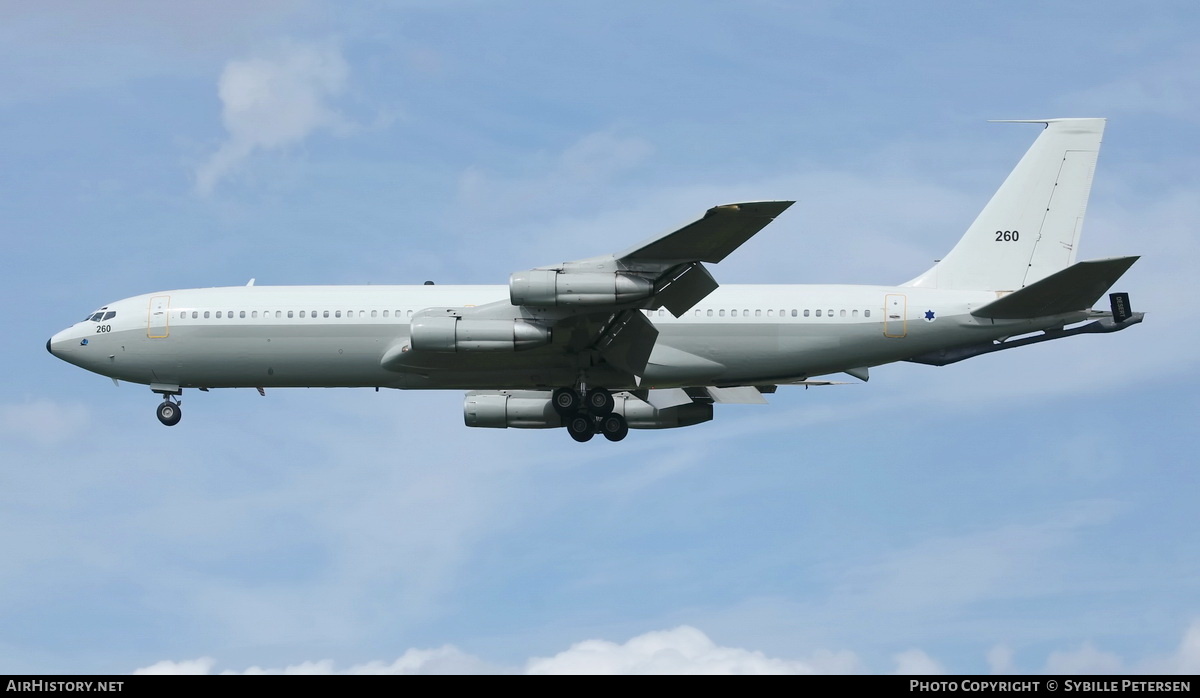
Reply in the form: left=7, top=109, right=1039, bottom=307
left=410, top=316, right=551, bottom=352
left=464, top=391, right=713, bottom=429
left=509, top=269, right=654, bottom=307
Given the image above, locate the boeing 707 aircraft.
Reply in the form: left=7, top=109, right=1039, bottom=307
left=48, top=118, right=1143, bottom=443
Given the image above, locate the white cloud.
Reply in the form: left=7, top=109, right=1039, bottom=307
left=133, top=657, right=215, bottom=675
left=132, top=646, right=495, bottom=675
left=526, top=626, right=856, bottom=675
left=1135, top=619, right=1200, bottom=675
left=232, top=647, right=495, bottom=675
left=892, top=649, right=946, bottom=675
left=131, top=621, right=1200, bottom=675
left=0, top=399, right=90, bottom=446
left=196, top=41, right=349, bottom=195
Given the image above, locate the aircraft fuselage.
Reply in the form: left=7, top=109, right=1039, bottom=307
left=48, top=283, right=1077, bottom=392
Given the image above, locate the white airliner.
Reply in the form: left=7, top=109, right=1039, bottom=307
left=48, top=118, right=1142, bottom=442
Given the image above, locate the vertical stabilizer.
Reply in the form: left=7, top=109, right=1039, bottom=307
left=905, top=118, right=1105, bottom=291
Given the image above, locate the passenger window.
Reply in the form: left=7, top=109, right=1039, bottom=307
left=287, top=311, right=293, bottom=318
left=216, top=311, right=222, bottom=318
left=852, top=310, right=858, bottom=318
left=275, top=311, right=282, bottom=319
left=840, top=309, right=846, bottom=317
left=756, top=309, right=762, bottom=317
left=311, top=310, right=316, bottom=318
left=791, top=309, right=797, bottom=317
left=865, top=309, right=871, bottom=318
left=371, top=310, right=377, bottom=318
left=407, top=310, right=412, bottom=317
left=204, top=311, right=210, bottom=318
left=335, top=311, right=342, bottom=318
left=359, top=311, right=365, bottom=318
left=694, top=309, right=701, bottom=317
left=743, top=309, right=749, bottom=317
left=803, top=309, right=810, bottom=317
left=767, top=309, right=774, bottom=317
left=815, top=310, right=821, bottom=317
left=252, top=311, right=258, bottom=318
left=383, top=310, right=390, bottom=318
left=707, top=309, right=713, bottom=317
left=828, top=309, right=833, bottom=317
left=239, top=311, right=245, bottom=318
left=658, top=309, right=665, bottom=316
left=300, top=311, right=306, bottom=318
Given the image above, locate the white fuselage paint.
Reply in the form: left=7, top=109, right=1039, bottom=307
left=48, top=283, right=1081, bottom=391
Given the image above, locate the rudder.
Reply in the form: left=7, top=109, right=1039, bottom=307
left=906, top=118, right=1105, bottom=291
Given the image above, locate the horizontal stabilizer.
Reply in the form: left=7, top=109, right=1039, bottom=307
left=620, top=201, right=793, bottom=263
left=972, top=256, right=1139, bottom=319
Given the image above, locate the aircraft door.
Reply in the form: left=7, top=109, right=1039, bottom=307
left=884, top=293, right=906, bottom=338
left=147, top=295, right=170, bottom=338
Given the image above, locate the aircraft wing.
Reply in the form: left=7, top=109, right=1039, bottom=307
left=398, top=201, right=793, bottom=381
left=618, top=201, right=795, bottom=264
left=511, top=200, right=794, bottom=315
left=507, top=201, right=793, bottom=376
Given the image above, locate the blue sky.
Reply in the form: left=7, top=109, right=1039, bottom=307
left=2, top=1, right=1198, bottom=674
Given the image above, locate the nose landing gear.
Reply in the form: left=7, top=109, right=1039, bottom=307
left=156, top=395, right=182, bottom=426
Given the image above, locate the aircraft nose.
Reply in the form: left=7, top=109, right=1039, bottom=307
left=46, top=330, right=70, bottom=359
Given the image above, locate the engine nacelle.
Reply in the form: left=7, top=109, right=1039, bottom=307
left=463, top=392, right=714, bottom=429
left=411, top=316, right=551, bottom=352
left=510, top=269, right=654, bottom=307
left=619, top=396, right=713, bottom=429
left=464, top=393, right=562, bottom=429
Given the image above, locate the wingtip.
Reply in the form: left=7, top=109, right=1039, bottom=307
left=711, top=200, right=795, bottom=215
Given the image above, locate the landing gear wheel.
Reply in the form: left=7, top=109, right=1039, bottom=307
left=566, top=411, right=595, bottom=443
left=585, top=388, right=614, bottom=416
left=552, top=387, right=582, bottom=416
left=156, top=400, right=182, bottom=427
left=600, top=413, right=628, bottom=442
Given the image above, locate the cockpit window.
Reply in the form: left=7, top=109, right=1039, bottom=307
left=89, top=313, right=104, bottom=322
left=102, top=311, right=116, bottom=321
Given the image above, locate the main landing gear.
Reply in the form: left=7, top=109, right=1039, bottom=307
left=553, top=387, right=627, bottom=443
left=156, top=394, right=182, bottom=426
